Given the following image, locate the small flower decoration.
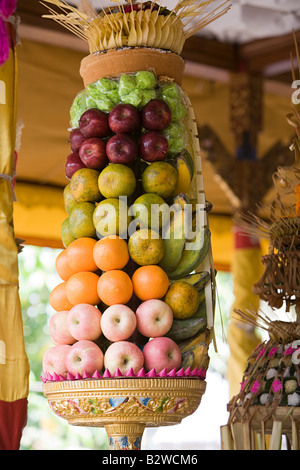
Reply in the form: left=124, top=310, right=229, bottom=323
left=250, top=380, right=261, bottom=394
left=257, top=347, right=266, bottom=360
left=268, top=347, right=277, bottom=357
left=272, top=379, right=283, bottom=393
left=284, top=345, right=294, bottom=356
left=0, top=0, right=18, bottom=66
left=240, top=380, right=247, bottom=391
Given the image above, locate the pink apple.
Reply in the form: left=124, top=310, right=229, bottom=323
left=142, top=337, right=182, bottom=372
left=101, top=304, right=137, bottom=342
left=139, top=131, right=169, bottom=162
left=66, top=340, right=104, bottom=376
left=42, top=344, right=72, bottom=377
left=70, top=128, right=87, bottom=153
left=65, top=152, right=86, bottom=179
left=141, top=99, right=172, bottom=131
left=106, top=133, right=138, bottom=164
left=108, top=103, right=141, bottom=134
left=104, top=341, right=144, bottom=375
left=79, top=137, right=108, bottom=170
left=135, top=299, right=173, bottom=338
left=79, top=108, right=110, bottom=138
left=68, top=303, right=102, bottom=341
left=49, top=310, right=76, bottom=345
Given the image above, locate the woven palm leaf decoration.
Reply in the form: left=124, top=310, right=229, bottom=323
left=222, top=34, right=300, bottom=451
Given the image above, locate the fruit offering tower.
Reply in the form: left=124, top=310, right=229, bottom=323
left=40, top=0, right=230, bottom=450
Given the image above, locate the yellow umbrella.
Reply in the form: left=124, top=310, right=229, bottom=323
left=0, top=16, right=30, bottom=450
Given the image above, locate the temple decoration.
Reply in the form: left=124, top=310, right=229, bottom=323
left=221, top=34, right=300, bottom=449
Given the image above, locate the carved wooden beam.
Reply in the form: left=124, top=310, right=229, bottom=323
left=199, top=124, right=295, bottom=213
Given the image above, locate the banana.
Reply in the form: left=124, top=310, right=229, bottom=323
left=179, top=327, right=211, bottom=370
left=166, top=228, right=211, bottom=280
left=178, top=328, right=211, bottom=354
left=181, top=350, right=195, bottom=369
left=192, top=343, right=210, bottom=370
left=172, top=150, right=194, bottom=197
left=169, top=192, right=190, bottom=209
left=189, top=295, right=206, bottom=319
left=181, top=343, right=210, bottom=370
left=165, top=317, right=206, bottom=343
left=159, top=208, right=186, bottom=272
left=170, top=271, right=210, bottom=291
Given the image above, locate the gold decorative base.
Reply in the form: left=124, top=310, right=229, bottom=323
left=43, top=377, right=206, bottom=450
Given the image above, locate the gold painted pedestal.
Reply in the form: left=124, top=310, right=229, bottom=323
left=43, top=377, right=206, bottom=450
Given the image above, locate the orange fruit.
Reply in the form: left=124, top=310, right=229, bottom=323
left=69, top=201, right=97, bottom=239
left=93, top=235, right=129, bottom=271
left=61, top=217, right=76, bottom=248
left=55, top=250, right=77, bottom=281
left=70, top=168, right=101, bottom=203
left=97, top=270, right=133, bottom=306
left=164, top=281, right=200, bottom=319
left=132, top=265, right=169, bottom=301
left=49, top=282, right=74, bottom=311
left=66, top=271, right=100, bottom=305
left=66, top=237, right=98, bottom=273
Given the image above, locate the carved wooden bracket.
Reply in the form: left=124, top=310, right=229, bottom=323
left=199, top=124, right=295, bottom=213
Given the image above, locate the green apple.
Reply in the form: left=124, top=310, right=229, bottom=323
left=159, top=82, right=181, bottom=100
left=136, top=71, right=156, bottom=90
left=140, top=89, right=156, bottom=107
left=70, top=90, right=88, bottom=127
left=87, top=78, right=118, bottom=99
left=120, top=89, right=142, bottom=107
left=118, top=74, right=137, bottom=97
left=163, top=122, right=185, bottom=155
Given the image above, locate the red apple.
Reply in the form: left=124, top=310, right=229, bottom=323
left=65, top=152, right=86, bottom=179
left=42, top=345, right=72, bottom=377
left=104, top=341, right=144, bottom=375
left=141, top=99, right=172, bottom=131
left=101, top=304, right=137, bottom=342
left=68, top=303, right=102, bottom=341
left=79, top=108, right=110, bottom=138
left=49, top=310, right=76, bottom=345
left=66, top=340, right=104, bottom=376
left=108, top=103, right=141, bottom=134
left=135, top=299, right=173, bottom=338
left=142, top=337, right=181, bottom=372
left=79, top=137, right=108, bottom=170
left=139, top=131, right=169, bottom=162
left=106, top=134, right=138, bottom=164
left=70, top=128, right=86, bottom=153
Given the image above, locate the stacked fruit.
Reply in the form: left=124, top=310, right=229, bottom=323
left=42, top=71, right=211, bottom=381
